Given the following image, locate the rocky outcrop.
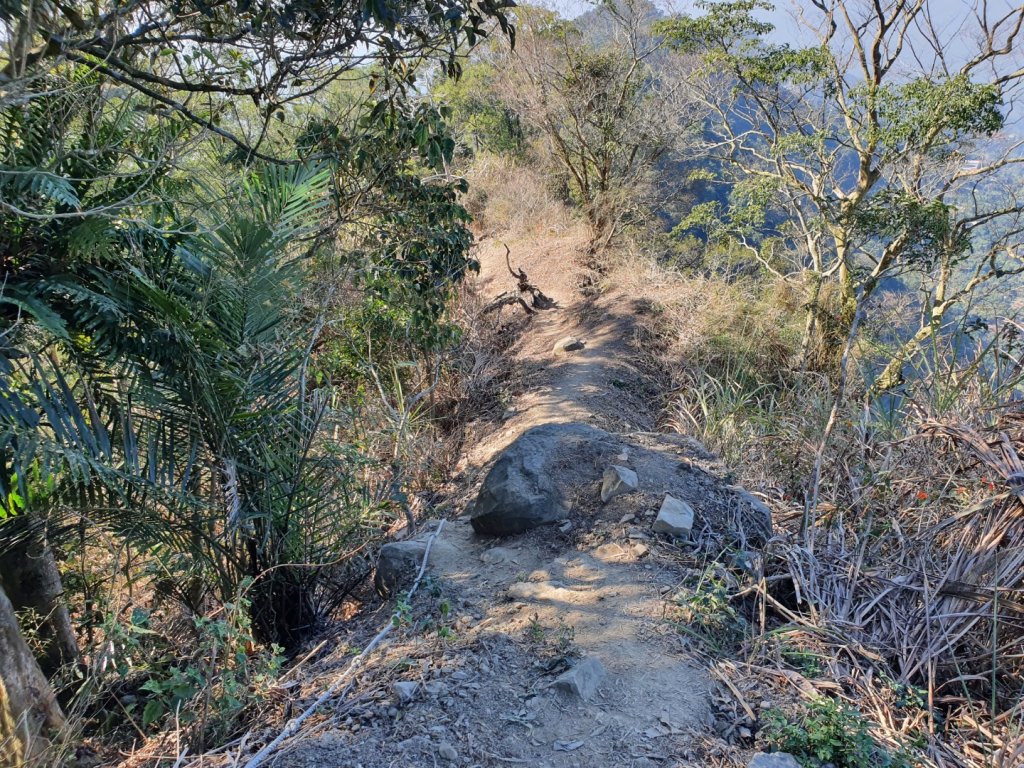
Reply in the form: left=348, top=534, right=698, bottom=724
left=468, top=422, right=773, bottom=543
left=471, top=424, right=615, bottom=536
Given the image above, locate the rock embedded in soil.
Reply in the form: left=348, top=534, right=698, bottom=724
left=375, top=541, right=429, bottom=596
left=424, top=681, right=448, bottom=697
left=601, top=464, right=639, bottom=503
left=437, top=742, right=458, bottom=762
left=470, top=423, right=614, bottom=536
left=553, top=336, right=586, bottom=353
left=653, top=495, right=695, bottom=538
left=551, top=656, right=606, bottom=701
left=480, top=546, right=516, bottom=565
left=393, top=681, right=419, bottom=704
left=748, top=753, right=801, bottom=768
left=593, top=542, right=630, bottom=562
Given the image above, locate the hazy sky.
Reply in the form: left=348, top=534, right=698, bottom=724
left=543, top=0, right=1024, bottom=126
left=546, top=0, right=1024, bottom=69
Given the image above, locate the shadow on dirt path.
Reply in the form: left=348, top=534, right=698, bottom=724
left=275, top=233, right=721, bottom=768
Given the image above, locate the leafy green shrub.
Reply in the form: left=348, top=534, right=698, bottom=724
left=669, top=565, right=746, bottom=653
left=760, top=697, right=912, bottom=768
left=112, top=595, right=283, bottom=747
left=432, top=62, right=525, bottom=157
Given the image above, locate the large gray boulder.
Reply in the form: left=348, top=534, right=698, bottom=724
left=471, top=423, right=613, bottom=536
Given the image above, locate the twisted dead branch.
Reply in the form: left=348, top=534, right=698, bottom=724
left=481, top=244, right=558, bottom=315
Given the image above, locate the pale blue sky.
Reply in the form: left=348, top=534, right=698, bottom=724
left=543, top=0, right=1024, bottom=126
left=546, top=0, right=1023, bottom=69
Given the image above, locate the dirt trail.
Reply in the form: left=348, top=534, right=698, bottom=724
left=465, top=234, right=660, bottom=458
left=275, top=233, right=716, bottom=768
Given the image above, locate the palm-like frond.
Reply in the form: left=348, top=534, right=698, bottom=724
left=2, top=94, right=349, bottom=642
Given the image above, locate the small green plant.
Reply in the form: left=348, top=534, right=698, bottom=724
left=525, top=613, right=546, bottom=643
left=760, top=697, right=913, bottom=768
left=780, top=645, right=824, bottom=678
left=128, top=597, right=283, bottom=747
left=393, top=593, right=413, bottom=627
left=420, top=597, right=457, bottom=641
left=554, top=619, right=575, bottom=654
left=670, top=565, right=746, bottom=652
left=522, top=613, right=577, bottom=665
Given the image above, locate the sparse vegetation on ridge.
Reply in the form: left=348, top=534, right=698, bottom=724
left=2, top=0, right=1024, bottom=766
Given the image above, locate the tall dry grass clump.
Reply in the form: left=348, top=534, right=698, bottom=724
left=617, top=249, right=1024, bottom=766
left=464, top=152, right=575, bottom=237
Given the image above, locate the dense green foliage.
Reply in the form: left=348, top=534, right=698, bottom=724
left=0, top=0, right=513, bottom=755
left=761, top=698, right=911, bottom=768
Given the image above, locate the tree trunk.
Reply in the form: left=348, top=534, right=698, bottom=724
left=836, top=237, right=857, bottom=327
left=0, top=537, right=79, bottom=678
left=872, top=258, right=955, bottom=396
left=0, top=583, right=64, bottom=768
left=799, top=272, right=824, bottom=371
left=872, top=300, right=952, bottom=395
left=872, top=322, right=936, bottom=394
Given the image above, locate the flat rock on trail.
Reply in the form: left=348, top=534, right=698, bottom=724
left=272, top=235, right=762, bottom=767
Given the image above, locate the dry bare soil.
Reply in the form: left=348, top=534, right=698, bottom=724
left=261, top=232, right=769, bottom=768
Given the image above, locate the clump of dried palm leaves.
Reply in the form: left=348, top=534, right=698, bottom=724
left=751, top=411, right=1024, bottom=767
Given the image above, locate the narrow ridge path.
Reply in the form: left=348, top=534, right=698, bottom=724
left=278, top=233, right=713, bottom=768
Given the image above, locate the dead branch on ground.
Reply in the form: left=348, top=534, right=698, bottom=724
left=481, top=245, right=558, bottom=315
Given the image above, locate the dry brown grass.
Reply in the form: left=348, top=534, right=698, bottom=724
left=596, top=240, right=1024, bottom=767
left=742, top=410, right=1024, bottom=767
left=463, top=152, right=574, bottom=238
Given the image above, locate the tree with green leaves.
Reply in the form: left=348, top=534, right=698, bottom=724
left=657, top=0, right=1024, bottom=375
left=498, top=0, right=696, bottom=248
left=0, top=0, right=513, bottom=758
left=0, top=0, right=513, bottom=162
left=432, top=61, right=526, bottom=157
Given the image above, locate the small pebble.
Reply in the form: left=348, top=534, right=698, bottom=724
left=438, top=741, right=458, bottom=762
